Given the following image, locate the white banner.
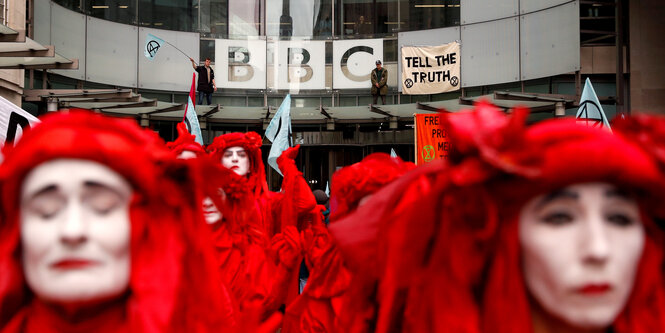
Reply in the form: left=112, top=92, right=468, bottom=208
left=271, top=40, right=326, bottom=91
left=401, top=42, right=460, bottom=95
left=332, top=39, right=383, bottom=89
left=0, top=96, right=40, bottom=146
left=215, top=39, right=267, bottom=89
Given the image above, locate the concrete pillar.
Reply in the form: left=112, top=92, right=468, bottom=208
left=140, top=114, right=149, bottom=127
left=46, top=97, right=58, bottom=112
left=554, top=101, right=565, bottom=117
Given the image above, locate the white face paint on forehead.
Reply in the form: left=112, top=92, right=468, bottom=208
left=221, top=146, right=250, bottom=177
left=20, top=159, right=132, bottom=304
left=177, top=150, right=198, bottom=160
left=519, top=182, right=645, bottom=330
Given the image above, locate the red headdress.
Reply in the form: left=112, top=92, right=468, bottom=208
left=0, top=110, right=235, bottom=332
left=329, top=101, right=665, bottom=333
left=329, top=153, right=415, bottom=222
left=207, top=132, right=268, bottom=198
left=165, top=122, right=205, bottom=158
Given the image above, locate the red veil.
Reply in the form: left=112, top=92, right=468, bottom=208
left=329, top=102, right=665, bottom=332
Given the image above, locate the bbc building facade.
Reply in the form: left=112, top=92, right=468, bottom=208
left=7, top=0, right=663, bottom=190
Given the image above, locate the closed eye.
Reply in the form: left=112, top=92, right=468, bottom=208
left=83, top=182, right=128, bottom=215
left=23, top=185, right=65, bottom=220
left=541, top=212, right=574, bottom=226
left=606, top=213, right=635, bottom=227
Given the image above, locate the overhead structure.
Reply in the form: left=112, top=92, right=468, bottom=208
left=0, top=23, right=77, bottom=70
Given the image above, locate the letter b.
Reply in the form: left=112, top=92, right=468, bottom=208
left=228, top=47, right=254, bottom=82
left=288, top=48, right=313, bottom=83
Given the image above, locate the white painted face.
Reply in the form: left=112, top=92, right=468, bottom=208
left=177, top=150, right=198, bottom=160
left=20, top=159, right=132, bottom=304
left=202, top=197, right=222, bottom=225
left=519, top=182, right=645, bottom=330
left=221, top=146, right=250, bottom=177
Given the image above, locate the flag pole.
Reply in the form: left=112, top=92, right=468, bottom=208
left=162, top=40, right=192, bottom=61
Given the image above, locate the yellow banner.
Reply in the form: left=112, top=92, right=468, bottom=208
left=401, top=42, right=461, bottom=95
left=414, top=113, right=451, bottom=165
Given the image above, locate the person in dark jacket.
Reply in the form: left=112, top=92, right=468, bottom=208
left=371, top=60, right=387, bottom=105
left=190, top=57, right=217, bottom=105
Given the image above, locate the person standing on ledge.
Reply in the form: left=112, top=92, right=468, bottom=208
left=371, top=60, right=387, bottom=105
left=190, top=57, right=217, bottom=105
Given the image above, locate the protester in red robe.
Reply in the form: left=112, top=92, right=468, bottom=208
left=165, top=121, right=206, bottom=160
left=207, top=133, right=316, bottom=317
left=0, top=110, right=236, bottom=332
left=329, top=102, right=665, bottom=333
left=283, top=153, right=415, bottom=332
left=329, top=153, right=415, bottom=222
left=207, top=132, right=316, bottom=237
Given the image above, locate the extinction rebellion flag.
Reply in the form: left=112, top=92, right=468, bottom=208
left=401, top=42, right=461, bottom=95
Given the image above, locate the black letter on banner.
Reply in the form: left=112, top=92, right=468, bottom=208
left=288, top=48, right=313, bottom=83
left=228, top=47, right=254, bottom=82
left=341, top=46, right=373, bottom=82
left=6, top=112, right=30, bottom=143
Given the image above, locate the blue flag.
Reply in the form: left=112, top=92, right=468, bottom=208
left=184, top=73, right=203, bottom=145
left=390, top=148, right=397, bottom=158
left=144, top=33, right=165, bottom=60
left=265, top=94, right=292, bottom=176
left=576, top=78, right=611, bottom=131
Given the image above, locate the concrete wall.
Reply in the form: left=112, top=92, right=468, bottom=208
left=629, top=0, right=665, bottom=114
left=0, top=0, right=25, bottom=107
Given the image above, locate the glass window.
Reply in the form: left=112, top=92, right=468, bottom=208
left=384, top=39, right=397, bottom=62
left=53, top=0, right=84, bottom=13
left=200, top=39, right=215, bottom=62
left=138, top=0, right=197, bottom=31
left=313, top=0, right=333, bottom=38
left=200, top=0, right=228, bottom=38
left=292, top=97, right=321, bottom=107
left=228, top=0, right=261, bottom=37
left=266, top=0, right=332, bottom=39
left=338, top=96, right=357, bottom=106
left=337, top=0, right=398, bottom=39
left=268, top=96, right=287, bottom=107
left=358, top=95, right=372, bottom=105
left=431, top=91, right=460, bottom=101
left=248, top=96, right=265, bottom=106
left=321, top=96, right=333, bottom=107
left=400, top=0, right=460, bottom=32
left=219, top=95, right=248, bottom=106
left=87, top=0, right=137, bottom=25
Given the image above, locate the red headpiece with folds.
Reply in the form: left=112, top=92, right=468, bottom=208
left=330, top=153, right=415, bottom=222
left=165, top=122, right=205, bottom=157
left=0, top=110, right=234, bottom=331
left=329, top=101, right=665, bottom=333
left=207, top=131, right=268, bottom=198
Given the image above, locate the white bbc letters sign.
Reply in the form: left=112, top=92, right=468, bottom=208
left=272, top=40, right=325, bottom=91
left=332, top=39, right=383, bottom=89
left=216, top=39, right=266, bottom=89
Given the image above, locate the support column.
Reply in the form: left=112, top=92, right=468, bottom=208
left=140, top=114, right=149, bottom=127
left=554, top=101, right=565, bottom=117
left=46, top=97, right=58, bottom=112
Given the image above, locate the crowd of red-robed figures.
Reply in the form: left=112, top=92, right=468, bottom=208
left=1, top=101, right=665, bottom=333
